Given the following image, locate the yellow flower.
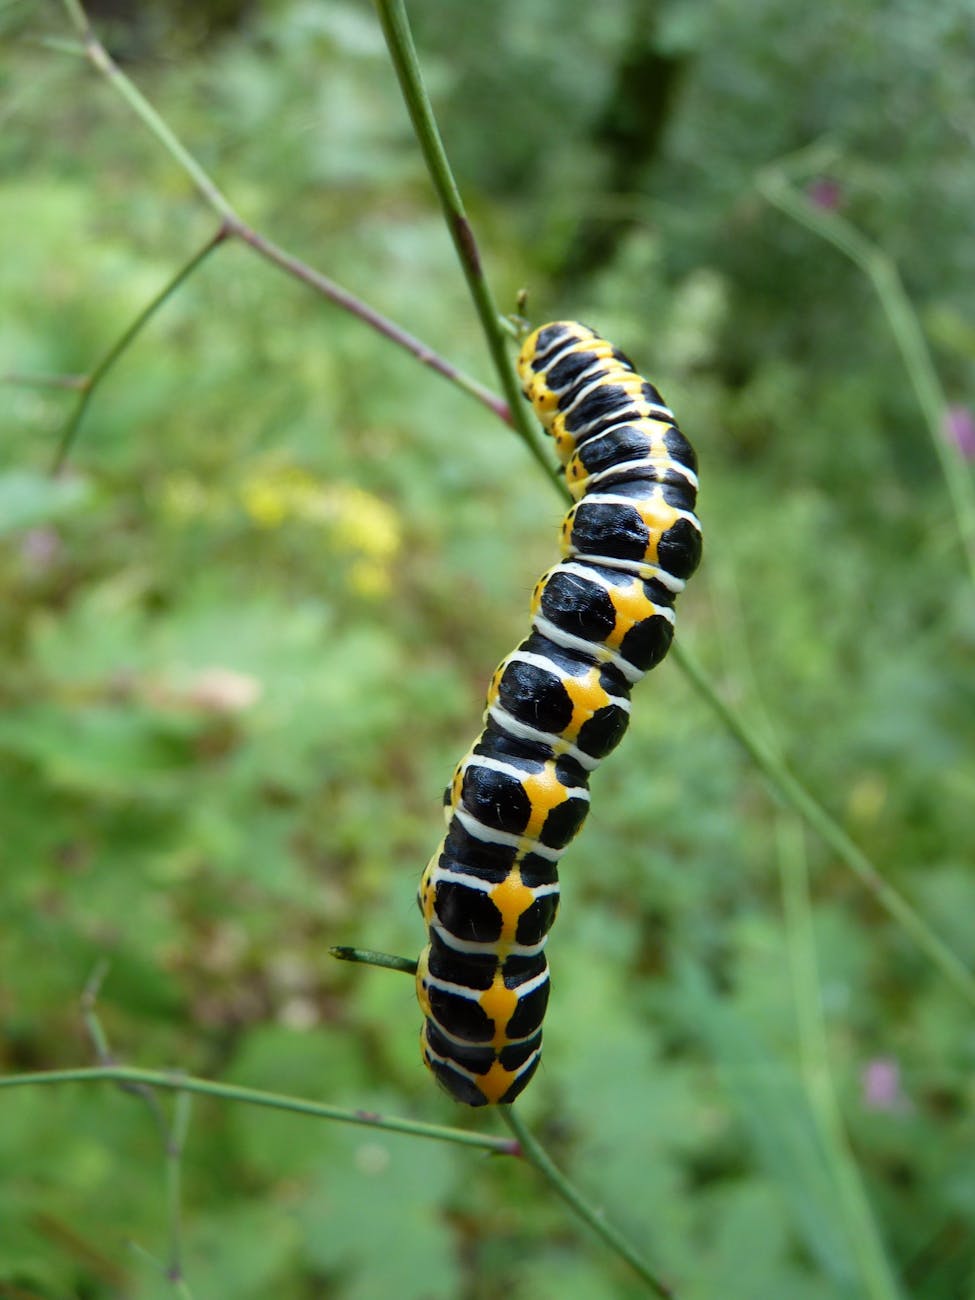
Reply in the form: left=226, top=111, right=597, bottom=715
left=237, top=463, right=402, bottom=595
left=349, top=559, right=392, bottom=598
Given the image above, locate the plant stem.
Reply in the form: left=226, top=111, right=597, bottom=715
left=82, top=965, right=194, bottom=1291
left=2, top=372, right=87, bottom=391
left=372, top=0, right=975, bottom=1026
left=372, top=0, right=554, bottom=481
left=673, top=640, right=975, bottom=1009
left=166, top=1091, right=193, bottom=1292
left=55, top=0, right=508, bottom=436
left=61, top=0, right=237, bottom=224
left=332, top=944, right=671, bottom=1294
left=776, top=816, right=903, bottom=1300
left=80, top=959, right=168, bottom=1135
left=502, top=1108, right=675, bottom=1298
left=232, top=223, right=509, bottom=421
left=51, top=228, right=227, bottom=474
left=0, top=1066, right=518, bottom=1154
left=758, top=164, right=975, bottom=586
left=52, top=0, right=975, bottom=1142
left=329, top=946, right=418, bottom=975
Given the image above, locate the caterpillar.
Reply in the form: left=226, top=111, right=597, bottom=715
left=415, top=321, right=702, bottom=1106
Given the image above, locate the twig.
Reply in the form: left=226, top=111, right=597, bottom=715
left=711, top=558, right=900, bottom=1297
left=334, top=942, right=675, bottom=1294
left=50, top=0, right=974, bottom=1099
left=757, top=157, right=975, bottom=586
left=776, top=816, right=903, bottom=1300
left=61, top=0, right=236, bottom=225
left=2, top=371, right=87, bottom=391
left=372, top=0, right=553, bottom=480
left=81, top=966, right=196, bottom=1294
left=0, top=1066, right=519, bottom=1154
left=501, top=1108, right=675, bottom=1298
left=128, top=1236, right=194, bottom=1298
left=51, top=228, right=227, bottom=474
left=329, top=946, right=418, bottom=975
left=53, top=0, right=509, bottom=446
left=371, top=4, right=975, bottom=1013
left=672, top=639, right=975, bottom=1009
left=230, top=222, right=510, bottom=421
left=165, top=1091, right=193, bottom=1293
left=80, top=959, right=167, bottom=1135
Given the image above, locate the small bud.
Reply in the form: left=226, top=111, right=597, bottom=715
left=944, top=405, right=975, bottom=459
left=806, top=177, right=843, bottom=211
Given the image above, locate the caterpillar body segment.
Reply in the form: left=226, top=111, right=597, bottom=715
left=416, top=320, right=702, bottom=1104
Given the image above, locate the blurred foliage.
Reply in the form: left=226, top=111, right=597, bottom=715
left=2, top=0, right=974, bottom=1296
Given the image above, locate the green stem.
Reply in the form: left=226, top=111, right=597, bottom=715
left=757, top=165, right=975, bottom=586
left=0, top=1066, right=518, bottom=1155
left=166, top=1091, right=193, bottom=1292
left=80, top=959, right=169, bottom=1136
left=232, top=223, right=510, bottom=422
left=60, top=0, right=237, bottom=223
left=81, top=966, right=194, bottom=1291
left=372, top=0, right=554, bottom=482
left=329, top=946, right=418, bottom=975
left=373, top=0, right=975, bottom=1031
left=334, top=941, right=674, bottom=1294
left=776, top=816, right=903, bottom=1300
left=55, top=0, right=508, bottom=430
left=502, top=1109, right=675, bottom=1298
left=672, top=640, right=975, bottom=1009
left=2, top=371, right=87, bottom=391
left=51, top=229, right=227, bottom=473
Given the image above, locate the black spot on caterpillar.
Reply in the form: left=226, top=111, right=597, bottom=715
left=416, top=320, right=702, bottom=1105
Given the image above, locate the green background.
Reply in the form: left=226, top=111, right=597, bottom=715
left=1, top=0, right=973, bottom=1295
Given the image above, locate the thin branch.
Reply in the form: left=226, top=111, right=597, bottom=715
left=329, top=946, right=418, bottom=975
left=81, top=966, right=195, bottom=1295
left=372, top=0, right=975, bottom=1025
left=0, top=1066, right=519, bottom=1155
left=165, top=1090, right=193, bottom=1293
left=776, top=816, right=903, bottom=1300
left=23, top=34, right=88, bottom=57
left=372, top=0, right=553, bottom=479
left=49, top=0, right=974, bottom=1123
left=81, top=959, right=167, bottom=1134
left=51, top=227, right=228, bottom=474
left=60, top=0, right=237, bottom=225
left=711, top=559, right=900, bottom=1298
left=502, top=1108, right=675, bottom=1298
left=128, top=1235, right=194, bottom=1298
left=232, top=223, right=509, bottom=422
left=2, top=371, right=87, bottom=391
left=329, top=940, right=675, bottom=1294
left=757, top=160, right=975, bottom=586
left=129, top=1240, right=167, bottom=1272
left=53, top=0, right=509, bottom=438
left=672, top=640, right=975, bottom=1009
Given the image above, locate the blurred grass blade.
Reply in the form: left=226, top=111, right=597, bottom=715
left=777, top=816, right=903, bottom=1300
left=758, top=159, right=975, bottom=587
left=676, top=961, right=858, bottom=1291
left=673, top=640, right=975, bottom=1010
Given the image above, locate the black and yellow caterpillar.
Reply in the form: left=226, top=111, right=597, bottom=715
left=416, top=321, right=702, bottom=1105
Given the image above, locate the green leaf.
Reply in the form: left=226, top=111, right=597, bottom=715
left=298, top=1109, right=460, bottom=1300
left=675, top=963, right=858, bottom=1291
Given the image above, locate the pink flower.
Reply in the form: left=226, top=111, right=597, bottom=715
left=945, top=405, right=975, bottom=459
left=806, top=177, right=843, bottom=211
left=861, top=1057, right=909, bottom=1112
